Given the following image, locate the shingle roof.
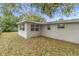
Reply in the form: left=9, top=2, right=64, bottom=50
left=17, top=19, right=79, bottom=25
left=47, top=19, right=79, bottom=24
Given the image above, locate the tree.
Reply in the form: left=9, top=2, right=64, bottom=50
left=0, top=3, right=77, bottom=17
left=20, top=11, right=46, bottom=22
left=0, top=3, right=23, bottom=16
left=0, top=16, right=19, bottom=32
left=0, top=4, right=22, bottom=32
left=31, top=3, right=77, bottom=17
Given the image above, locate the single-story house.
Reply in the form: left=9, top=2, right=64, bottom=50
left=17, top=19, right=79, bottom=44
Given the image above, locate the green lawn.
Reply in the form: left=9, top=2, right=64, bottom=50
left=0, top=32, right=79, bottom=56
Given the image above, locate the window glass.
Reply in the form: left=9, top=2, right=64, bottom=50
left=31, top=28, right=34, bottom=31
left=36, top=24, right=39, bottom=28
left=47, top=25, right=51, bottom=30
left=36, top=28, right=39, bottom=31
left=22, top=24, right=25, bottom=30
left=36, top=24, right=39, bottom=31
left=20, top=23, right=25, bottom=31
left=31, top=24, right=39, bottom=31
left=31, top=24, right=35, bottom=28
left=57, top=24, right=65, bottom=28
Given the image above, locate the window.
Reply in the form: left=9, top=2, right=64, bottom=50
left=20, top=23, right=25, bottom=30
left=31, top=24, right=34, bottom=31
left=47, top=25, right=51, bottom=30
left=31, top=24, right=39, bottom=31
left=36, top=24, right=39, bottom=31
left=36, top=28, right=39, bottom=31
left=57, top=24, right=65, bottom=29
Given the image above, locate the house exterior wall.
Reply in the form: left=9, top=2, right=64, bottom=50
left=27, top=23, right=40, bottom=38
left=18, top=23, right=27, bottom=39
left=41, top=23, right=79, bottom=44
left=18, top=22, right=79, bottom=44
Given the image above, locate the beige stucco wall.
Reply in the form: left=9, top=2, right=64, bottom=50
left=41, top=23, right=79, bottom=44
left=18, top=23, right=27, bottom=39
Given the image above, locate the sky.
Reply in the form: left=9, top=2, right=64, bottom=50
left=45, top=5, right=79, bottom=22
left=7, top=4, right=79, bottom=22
left=27, top=4, right=79, bottom=22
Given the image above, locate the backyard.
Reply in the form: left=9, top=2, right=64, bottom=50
left=0, top=32, right=79, bottom=56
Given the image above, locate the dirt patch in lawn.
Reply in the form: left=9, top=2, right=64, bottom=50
left=0, top=32, right=79, bottom=56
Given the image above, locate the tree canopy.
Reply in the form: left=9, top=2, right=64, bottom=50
left=31, top=3, right=77, bottom=17
left=0, top=3, right=23, bottom=16
left=0, top=3, right=77, bottom=17
left=0, top=16, right=19, bottom=32
left=0, top=4, right=22, bottom=32
left=20, top=11, right=46, bottom=22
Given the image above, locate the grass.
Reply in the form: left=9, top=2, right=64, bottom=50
left=0, top=32, right=79, bottom=56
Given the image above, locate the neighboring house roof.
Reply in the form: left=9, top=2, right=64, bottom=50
left=17, top=19, right=79, bottom=25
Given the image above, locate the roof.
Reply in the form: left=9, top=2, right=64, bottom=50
left=17, top=20, right=44, bottom=24
left=47, top=19, right=79, bottom=24
left=17, top=19, right=79, bottom=25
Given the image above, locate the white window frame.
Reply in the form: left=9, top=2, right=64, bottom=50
left=31, top=24, right=39, bottom=31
